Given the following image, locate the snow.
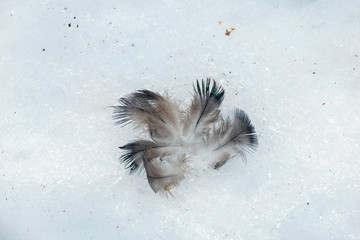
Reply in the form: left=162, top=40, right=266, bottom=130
left=1, top=0, right=360, bottom=239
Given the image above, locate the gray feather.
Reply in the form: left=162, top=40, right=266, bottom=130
left=211, top=109, right=258, bottom=167
left=119, top=140, right=158, bottom=174
left=120, top=140, right=187, bottom=192
left=113, top=79, right=257, bottom=194
left=113, top=90, right=182, bottom=144
left=183, top=78, right=225, bottom=140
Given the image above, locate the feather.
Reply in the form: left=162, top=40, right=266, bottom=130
left=113, top=90, right=183, bottom=144
left=119, top=140, right=158, bottom=174
left=210, top=109, right=258, bottom=168
left=119, top=140, right=187, bottom=192
left=183, top=78, right=224, bottom=141
left=144, top=153, right=187, bottom=193
left=113, top=78, right=258, bottom=194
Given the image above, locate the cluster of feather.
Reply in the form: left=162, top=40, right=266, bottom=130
left=113, top=79, right=258, bottom=194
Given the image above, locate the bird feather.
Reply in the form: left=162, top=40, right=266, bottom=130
left=182, top=78, right=225, bottom=141
left=113, top=78, right=258, bottom=194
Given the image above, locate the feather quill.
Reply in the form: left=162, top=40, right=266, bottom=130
left=113, top=78, right=258, bottom=194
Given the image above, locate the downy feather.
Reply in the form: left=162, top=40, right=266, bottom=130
left=210, top=109, right=258, bottom=168
left=120, top=140, right=187, bottom=192
left=113, top=78, right=258, bottom=195
left=113, top=90, right=182, bottom=144
left=183, top=78, right=224, bottom=141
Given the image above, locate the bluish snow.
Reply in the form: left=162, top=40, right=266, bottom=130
left=1, top=0, right=359, bottom=239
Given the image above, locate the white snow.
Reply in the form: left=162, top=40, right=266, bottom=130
left=1, top=0, right=360, bottom=239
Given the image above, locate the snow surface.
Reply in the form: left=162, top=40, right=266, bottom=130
left=1, top=0, right=360, bottom=239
